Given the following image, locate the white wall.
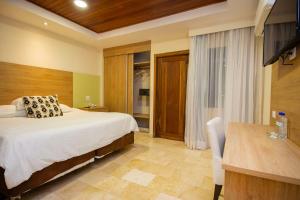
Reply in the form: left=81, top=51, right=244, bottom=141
left=149, top=38, right=190, bottom=136
left=0, top=16, right=102, bottom=76
left=263, top=65, right=272, bottom=125
left=1, top=14, right=270, bottom=127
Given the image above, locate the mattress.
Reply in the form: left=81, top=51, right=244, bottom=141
left=0, top=109, right=138, bottom=189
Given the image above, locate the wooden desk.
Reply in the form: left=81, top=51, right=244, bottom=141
left=222, top=123, right=300, bottom=200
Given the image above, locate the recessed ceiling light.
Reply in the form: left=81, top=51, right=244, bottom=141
left=74, top=0, right=88, bottom=8
left=43, top=22, right=48, bottom=26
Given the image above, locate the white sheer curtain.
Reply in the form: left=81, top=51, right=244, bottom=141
left=185, top=32, right=227, bottom=150
left=224, top=27, right=256, bottom=125
left=185, top=27, right=262, bottom=149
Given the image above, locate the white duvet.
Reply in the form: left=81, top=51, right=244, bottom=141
left=0, top=109, right=138, bottom=189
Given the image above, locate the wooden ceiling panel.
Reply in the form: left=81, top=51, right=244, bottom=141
left=26, top=0, right=226, bottom=33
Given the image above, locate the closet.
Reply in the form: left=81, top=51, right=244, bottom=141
left=104, top=54, right=129, bottom=113
left=133, top=52, right=150, bottom=132
left=103, top=41, right=151, bottom=132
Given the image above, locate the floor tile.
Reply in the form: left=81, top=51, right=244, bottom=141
left=122, top=169, right=156, bottom=186
left=155, top=193, right=181, bottom=200
left=55, top=181, right=104, bottom=200
left=179, top=186, right=213, bottom=200
left=22, top=133, right=215, bottom=200
left=120, top=182, right=158, bottom=200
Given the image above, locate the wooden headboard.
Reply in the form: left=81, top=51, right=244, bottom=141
left=0, top=62, right=73, bottom=106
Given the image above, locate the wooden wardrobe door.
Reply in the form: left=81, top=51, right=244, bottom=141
left=104, top=55, right=128, bottom=113
left=127, top=54, right=134, bottom=115
left=155, top=54, right=188, bottom=141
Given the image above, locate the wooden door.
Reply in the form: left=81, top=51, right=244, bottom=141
left=104, top=55, right=128, bottom=113
left=155, top=53, right=188, bottom=141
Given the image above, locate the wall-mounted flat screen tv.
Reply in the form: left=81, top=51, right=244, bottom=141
left=263, top=0, right=300, bottom=66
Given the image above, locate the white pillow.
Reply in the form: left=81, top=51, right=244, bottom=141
left=0, top=105, right=16, bottom=118
left=60, top=104, right=73, bottom=113
left=11, top=98, right=25, bottom=111
left=15, top=110, right=27, bottom=117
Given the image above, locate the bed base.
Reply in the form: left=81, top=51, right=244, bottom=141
left=0, top=132, right=134, bottom=198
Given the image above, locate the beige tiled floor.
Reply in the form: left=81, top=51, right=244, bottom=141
left=23, top=133, right=224, bottom=200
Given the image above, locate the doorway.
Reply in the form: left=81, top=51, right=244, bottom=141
left=154, top=51, right=189, bottom=141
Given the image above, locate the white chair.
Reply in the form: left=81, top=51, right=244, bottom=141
left=207, top=117, right=225, bottom=200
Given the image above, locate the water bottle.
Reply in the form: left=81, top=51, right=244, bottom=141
left=276, top=112, right=288, bottom=139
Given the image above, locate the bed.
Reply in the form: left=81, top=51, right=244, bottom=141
left=0, top=62, right=139, bottom=198
left=0, top=108, right=138, bottom=198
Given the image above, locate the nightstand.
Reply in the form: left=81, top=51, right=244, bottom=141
left=80, top=106, right=109, bottom=112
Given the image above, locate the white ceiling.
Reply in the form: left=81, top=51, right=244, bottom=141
left=0, top=0, right=259, bottom=49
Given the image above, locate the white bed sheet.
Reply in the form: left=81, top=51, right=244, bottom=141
left=0, top=109, right=138, bottom=189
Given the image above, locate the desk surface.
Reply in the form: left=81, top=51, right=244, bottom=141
left=222, top=123, right=300, bottom=185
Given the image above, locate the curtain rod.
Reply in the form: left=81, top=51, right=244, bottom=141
left=189, top=20, right=255, bottom=37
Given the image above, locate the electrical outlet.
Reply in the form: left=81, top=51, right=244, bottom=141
left=85, top=96, right=91, bottom=101
left=289, top=47, right=296, bottom=61
left=272, top=111, right=276, bottom=119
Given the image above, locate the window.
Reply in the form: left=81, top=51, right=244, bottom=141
left=207, top=47, right=226, bottom=108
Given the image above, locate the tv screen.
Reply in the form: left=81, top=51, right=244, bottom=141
left=263, top=0, right=300, bottom=66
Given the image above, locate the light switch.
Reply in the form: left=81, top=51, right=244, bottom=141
left=272, top=111, right=276, bottom=119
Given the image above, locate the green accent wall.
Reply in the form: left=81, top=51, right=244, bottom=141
left=73, top=72, right=100, bottom=108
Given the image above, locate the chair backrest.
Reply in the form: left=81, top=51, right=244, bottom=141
left=207, top=117, right=226, bottom=185
left=207, top=117, right=225, bottom=158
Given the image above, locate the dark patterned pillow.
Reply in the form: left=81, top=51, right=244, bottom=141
left=23, top=95, right=63, bottom=118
